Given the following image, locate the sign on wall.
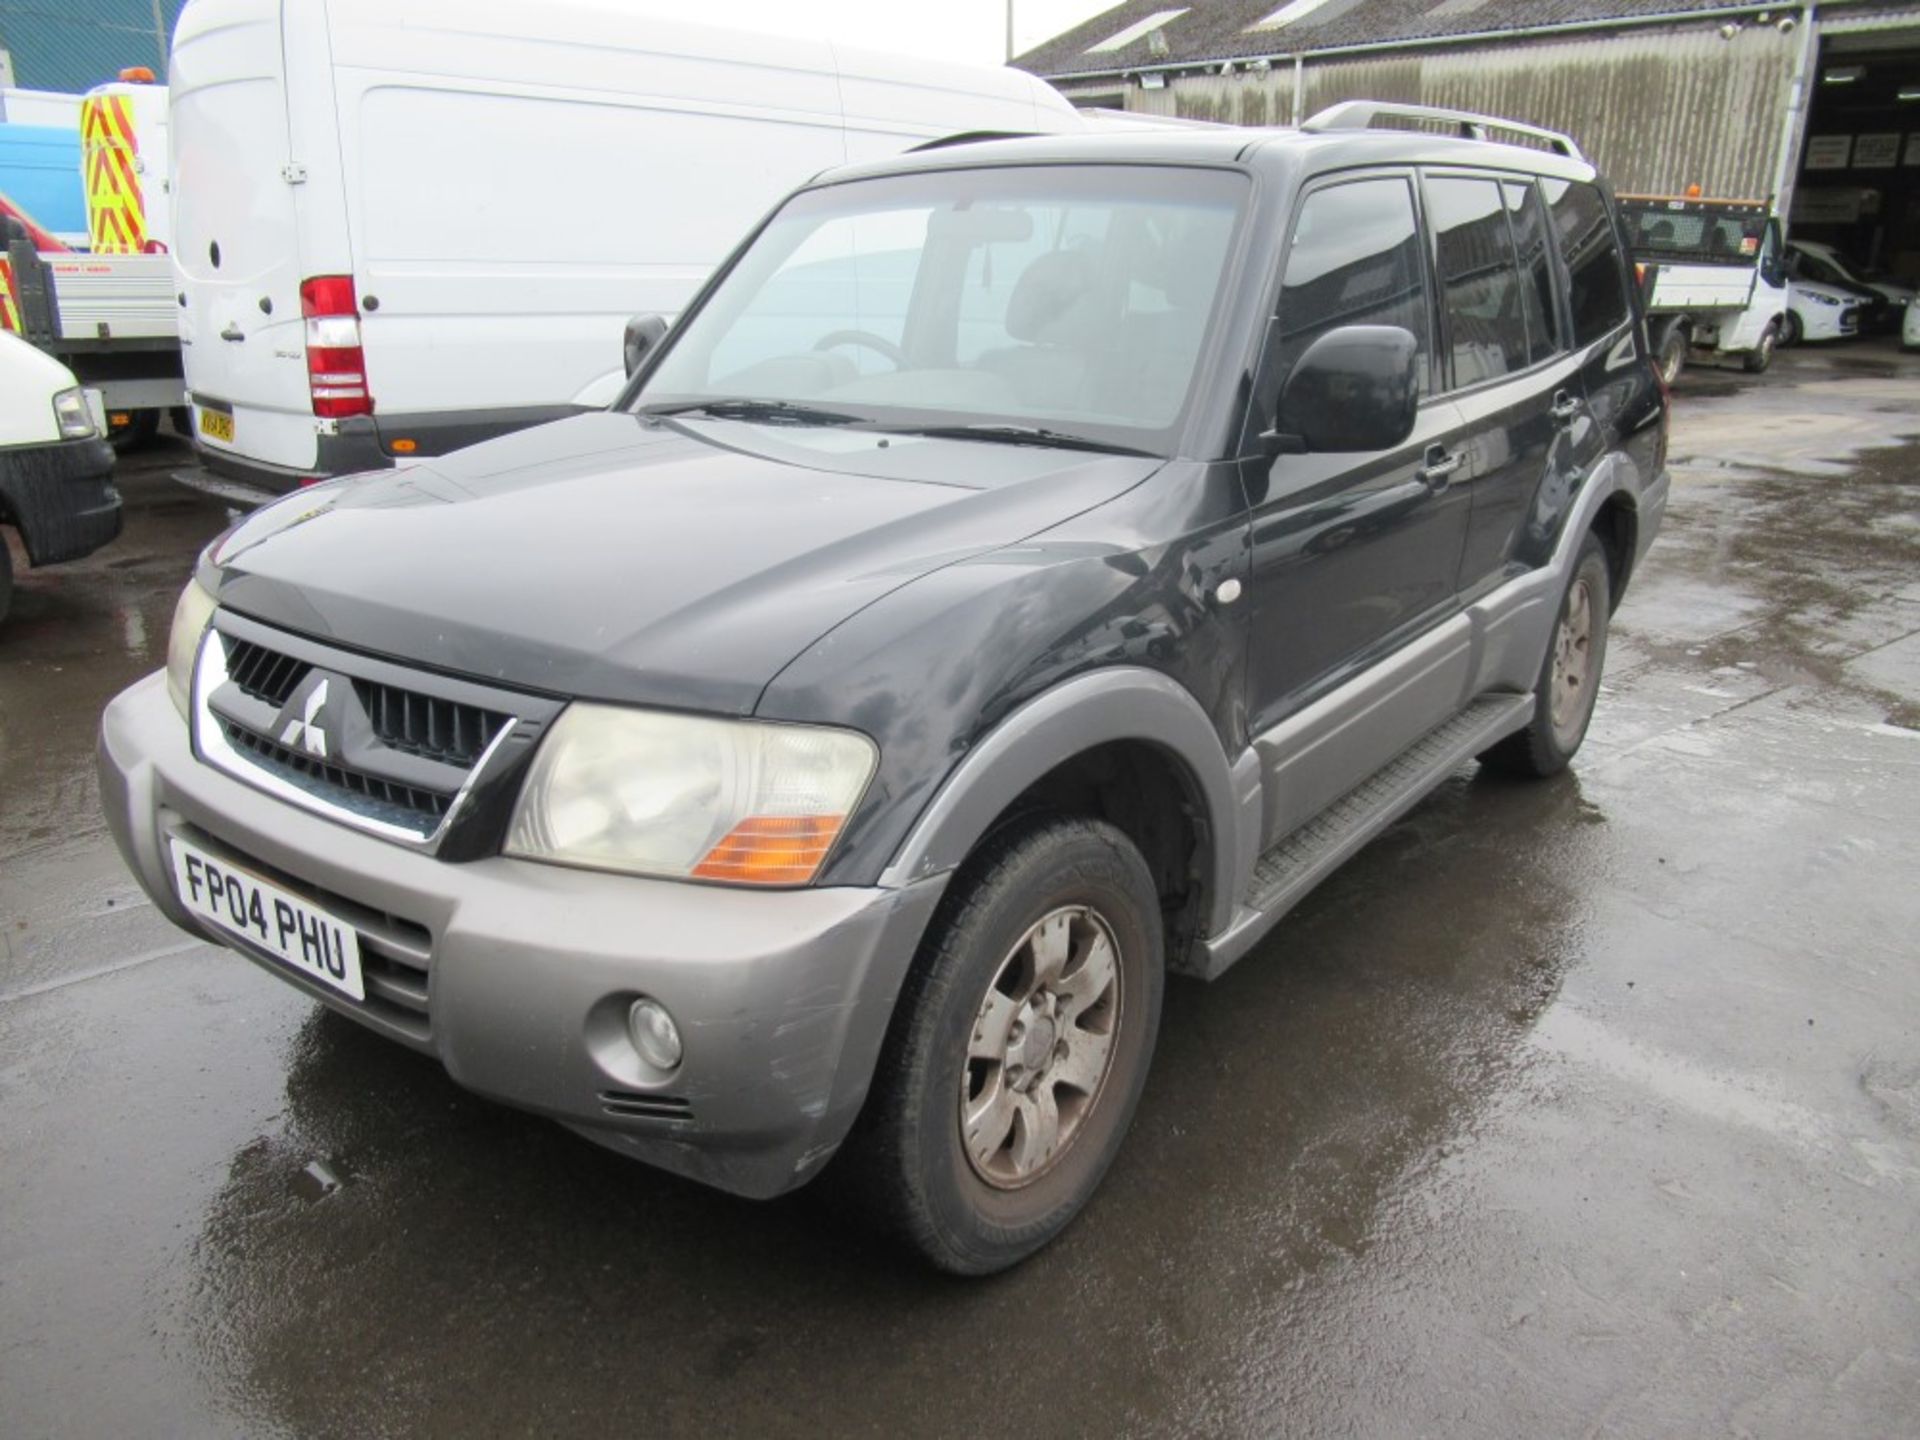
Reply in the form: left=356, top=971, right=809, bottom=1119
left=1853, top=133, right=1900, bottom=170
left=1804, top=135, right=1853, bottom=170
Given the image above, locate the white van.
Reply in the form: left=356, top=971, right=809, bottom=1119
left=169, top=0, right=1083, bottom=498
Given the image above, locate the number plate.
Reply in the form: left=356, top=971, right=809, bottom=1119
left=169, top=838, right=364, bottom=1000
left=198, top=407, right=235, bottom=443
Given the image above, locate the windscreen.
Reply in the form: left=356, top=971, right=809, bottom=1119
left=1619, top=201, right=1767, bottom=267
left=636, top=165, right=1249, bottom=448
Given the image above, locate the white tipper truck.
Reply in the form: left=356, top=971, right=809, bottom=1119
left=1617, top=193, right=1788, bottom=384
left=0, top=74, right=184, bottom=450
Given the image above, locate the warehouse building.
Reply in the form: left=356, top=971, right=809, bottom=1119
left=1015, top=1, right=1920, bottom=279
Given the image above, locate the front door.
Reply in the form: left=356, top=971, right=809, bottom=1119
left=1243, top=172, right=1473, bottom=739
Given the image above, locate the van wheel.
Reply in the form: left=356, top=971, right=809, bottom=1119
left=841, top=815, right=1163, bottom=1275
left=1656, top=325, right=1687, bottom=386
left=1778, top=311, right=1802, bottom=348
left=1743, top=323, right=1778, bottom=374
left=1480, top=533, right=1612, bottom=779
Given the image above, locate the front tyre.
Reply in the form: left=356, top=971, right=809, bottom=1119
left=1480, top=533, right=1613, bottom=779
left=842, top=815, right=1163, bottom=1274
left=1779, top=310, right=1803, bottom=348
left=1743, top=321, right=1779, bottom=374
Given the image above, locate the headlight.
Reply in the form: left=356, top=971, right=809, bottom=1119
left=166, top=578, right=218, bottom=719
left=52, top=386, right=96, bottom=439
left=1810, top=293, right=1842, bottom=307
left=505, top=705, right=877, bottom=886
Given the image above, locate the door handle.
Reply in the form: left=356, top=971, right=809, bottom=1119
left=1418, top=445, right=1462, bottom=491
left=220, top=323, right=245, bottom=342
left=1550, top=390, right=1581, bottom=424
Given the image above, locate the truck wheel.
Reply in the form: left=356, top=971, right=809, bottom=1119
left=1743, top=322, right=1778, bottom=374
left=1656, top=325, right=1687, bottom=387
left=1778, top=311, right=1802, bottom=348
left=1480, top=533, right=1612, bottom=779
left=841, top=814, right=1163, bottom=1274
left=108, top=409, right=161, bottom=453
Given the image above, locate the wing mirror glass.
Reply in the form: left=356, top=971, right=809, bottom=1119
left=623, top=313, right=669, bottom=378
left=1263, top=324, right=1420, bottom=456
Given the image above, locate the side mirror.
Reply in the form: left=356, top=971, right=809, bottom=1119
left=1264, top=324, right=1419, bottom=455
left=623, top=313, right=669, bottom=378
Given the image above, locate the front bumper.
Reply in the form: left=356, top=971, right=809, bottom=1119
left=0, top=435, right=120, bottom=566
left=99, top=671, right=947, bottom=1198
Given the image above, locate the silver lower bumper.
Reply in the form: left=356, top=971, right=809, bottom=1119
left=98, top=671, right=946, bottom=1198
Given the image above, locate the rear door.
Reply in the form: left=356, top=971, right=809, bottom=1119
left=1425, top=171, right=1590, bottom=600
left=170, top=0, right=315, bottom=472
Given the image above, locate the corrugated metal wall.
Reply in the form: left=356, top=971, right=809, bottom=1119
left=1069, top=23, right=1803, bottom=199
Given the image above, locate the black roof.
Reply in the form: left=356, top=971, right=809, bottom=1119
left=810, top=123, right=1598, bottom=189
left=1014, top=0, right=1852, bottom=79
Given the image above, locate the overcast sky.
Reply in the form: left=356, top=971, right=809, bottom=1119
left=617, top=1, right=1118, bottom=66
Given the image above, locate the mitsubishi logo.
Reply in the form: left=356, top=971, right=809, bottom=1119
left=280, top=678, right=330, bottom=758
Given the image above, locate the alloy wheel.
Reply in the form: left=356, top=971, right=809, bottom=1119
left=960, top=905, right=1122, bottom=1188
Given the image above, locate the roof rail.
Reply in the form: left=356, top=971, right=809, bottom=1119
left=1301, top=102, right=1584, bottom=161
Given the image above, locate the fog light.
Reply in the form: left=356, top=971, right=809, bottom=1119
left=627, top=997, right=682, bottom=1071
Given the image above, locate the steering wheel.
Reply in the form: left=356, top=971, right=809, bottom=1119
left=813, top=329, right=906, bottom=368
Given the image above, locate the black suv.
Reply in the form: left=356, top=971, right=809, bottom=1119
left=100, top=103, right=1668, bottom=1273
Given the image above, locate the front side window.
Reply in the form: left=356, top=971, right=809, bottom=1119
left=638, top=165, right=1249, bottom=449
left=1427, top=175, right=1531, bottom=386
left=1274, top=175, right=1431, bottom=393
left=1543, top=179, right=1631, bottom=348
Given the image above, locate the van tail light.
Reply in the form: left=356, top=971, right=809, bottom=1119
left=300, top=275, right=371, bottom=418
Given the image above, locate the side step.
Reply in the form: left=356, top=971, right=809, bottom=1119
left=1190, top=693, right=1534, bottom=981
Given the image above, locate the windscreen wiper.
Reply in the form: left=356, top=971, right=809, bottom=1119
left=640, top=398, right=867, bottom=426
left=886, top=423, right=1155, bottom=457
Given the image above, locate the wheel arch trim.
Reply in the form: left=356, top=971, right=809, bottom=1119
left=877, top=667, right=1252, bottom=941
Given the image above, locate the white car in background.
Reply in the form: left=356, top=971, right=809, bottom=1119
left=1786, top=239, right=1916, bottom=316
left=1781, top=279, right=1865, bottom=345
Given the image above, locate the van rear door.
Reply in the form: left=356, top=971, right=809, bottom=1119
left=170, top=0, right=316, bottom=475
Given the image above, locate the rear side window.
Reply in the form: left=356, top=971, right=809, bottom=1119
left=1276, top=176, right=1431, bottom=392
left=1543, top=179, right=1631, bottom=347
left=1427, top=176, right=1531, bottom=387
left=1504, top=181, right=1563, bottom=363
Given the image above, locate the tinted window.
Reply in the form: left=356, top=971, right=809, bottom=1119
left=1543, top=179, right=1631, bottom=347
left=1275, top=176, right=1431, bottom=392
left=1504, top=181, right=1563, bottom=363
left=1427, top=176, right=1530, bottom=387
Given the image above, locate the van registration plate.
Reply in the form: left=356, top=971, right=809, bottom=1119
left=198, top=408, right=235, bottom=443
left=169, top=838, right=364, bottom=1001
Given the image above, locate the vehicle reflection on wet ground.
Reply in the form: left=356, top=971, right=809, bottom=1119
left=2, top=341, right=1916, bottom=1435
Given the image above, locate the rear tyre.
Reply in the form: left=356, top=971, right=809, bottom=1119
left=1742, top=322, right=1778, bottom=374
left=1656, top=324, right=1688, bottom=387
left=1778, top=310, right=1803, bottom=348
left=1479, top=533, right=1612, bottom=779
left=840, top=814, right=1163, bottom=1275
left=169, top=406, right=193, bottom=437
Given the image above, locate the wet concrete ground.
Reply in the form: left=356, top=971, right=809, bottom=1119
left=2, top=346, right=1917, bottom=1437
